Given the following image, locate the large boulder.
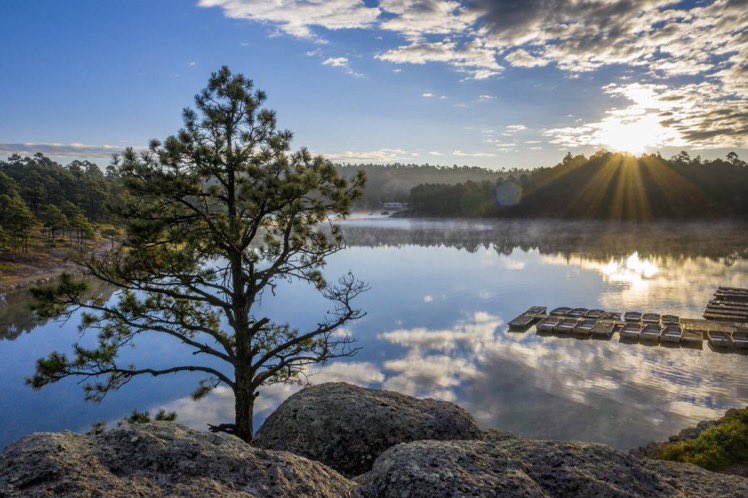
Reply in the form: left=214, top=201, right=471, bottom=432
left=253, top=382, right=481, bottom=477
left=0, top=422, right=356, bottom=497
left=355, top=436, right=748, bottom=498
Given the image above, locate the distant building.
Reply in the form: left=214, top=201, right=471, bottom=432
left=382, top=202, right=408, bottom=210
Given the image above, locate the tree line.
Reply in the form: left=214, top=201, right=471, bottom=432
left=406, top=151, right=748, bottom=221
left=0, top=153, right=122, bottom=254
left=335, top=163, right=515, bottom=209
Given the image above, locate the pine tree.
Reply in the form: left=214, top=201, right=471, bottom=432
left=30, top=67, right=367, bottom=443
left=42, top=205, right=69, bottom=244
left=0, top=193, right=36, bottom=253
left=71, top=213, right=95, bottom=250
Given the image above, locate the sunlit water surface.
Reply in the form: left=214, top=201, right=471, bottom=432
left=1, top=217, right=747, bottom=450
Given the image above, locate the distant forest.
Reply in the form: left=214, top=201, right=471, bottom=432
left=0, top=153, right=121, bottom=253
left=2, top=150, right=747, bottom=251
left=405, top=151, right=748, bottom=221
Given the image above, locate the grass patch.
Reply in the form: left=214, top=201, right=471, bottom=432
left=655, top=408, right=748, bottom=472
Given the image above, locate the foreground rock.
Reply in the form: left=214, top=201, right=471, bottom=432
left=254, top=382, right=481, bottom=477
left=0, top=422, right=355, bottom=497
left=2, top=384, right=744, bottom=497
left=356, top=436, right=748, bottom=497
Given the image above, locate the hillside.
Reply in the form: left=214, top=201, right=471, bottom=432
left=335, top=163, right=509, bottom=208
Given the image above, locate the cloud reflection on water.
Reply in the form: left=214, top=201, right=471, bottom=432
left=144, top=220, right=748, bottom=450
left=151, top=303, right=746, bottom=450
left=9, top=218, right=746, bottom=450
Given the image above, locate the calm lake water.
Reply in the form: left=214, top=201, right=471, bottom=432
left=1, top=217, right=747, bottom=450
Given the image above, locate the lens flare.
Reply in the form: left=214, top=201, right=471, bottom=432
left=494, top=181, right=522, bottom=207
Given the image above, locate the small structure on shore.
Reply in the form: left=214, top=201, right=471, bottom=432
left=382, top=201, right=408, bottom=210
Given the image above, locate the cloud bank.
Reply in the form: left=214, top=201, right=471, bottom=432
left=199, top=0, right=747, bottom=150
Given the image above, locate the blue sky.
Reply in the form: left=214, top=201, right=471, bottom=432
left=0, top=0, right=745, bottom=169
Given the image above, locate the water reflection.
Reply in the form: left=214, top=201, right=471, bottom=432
left=543, top=252, right=748, bottom=312
left=0, top=278, right=117, bottom=341
left=0, top=218, right=746, bottom=450
left=339, top=217, right=748, bottom=262
left=148, top=306, right=747, bottom=450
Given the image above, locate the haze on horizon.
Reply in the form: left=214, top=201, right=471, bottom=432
left=0, top=0, right=746, bottom=170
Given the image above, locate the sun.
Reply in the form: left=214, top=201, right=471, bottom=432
left=597, top=113, right=664, bottom=155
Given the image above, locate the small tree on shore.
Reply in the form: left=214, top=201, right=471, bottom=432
left=42, top=205, right=69, bottom=244
left=100, top=225, right=120, bottom=250
left=30, top=66, right=367, bottom=443
left=71, top=213, right=95, bottom=251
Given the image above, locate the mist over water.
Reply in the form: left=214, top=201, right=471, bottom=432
left=1, top=218, right=747, bottom=450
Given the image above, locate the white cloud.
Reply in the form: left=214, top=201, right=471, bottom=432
left=504, top=49, right=548, bottom=68
left=0, top=142, right=133, bottom=160
left=477, top=94, right=496, bottom=102
left=503, top=124, right=527, bottom=134
left=378, top=0, right=478, bottom=40
left=453, top=150, right=496, bottom=157
left=324, top=147, right=420, bottom=163
left=198, top=0, right=380, bottom=40
left=322, top=56, right=363, bottom=77
left=323, top=57, right=349, bottom=67
left=376, top=39, right=503, bottom=80
left=422, top=92, right=433, bottom=97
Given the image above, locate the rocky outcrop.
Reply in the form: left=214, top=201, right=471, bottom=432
left=253, top=382, right=481, bottom=477
left=356, top=437, right=748, bottom=498
left=1, top=384, right=746, bottom=497
left=0, top=422, right=355, bottom=498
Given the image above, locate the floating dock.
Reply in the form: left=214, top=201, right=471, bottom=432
left=508, top=287, right=748, bottom=354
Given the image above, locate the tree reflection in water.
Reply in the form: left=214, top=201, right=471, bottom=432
left=0, top=278, right=117, bottom=341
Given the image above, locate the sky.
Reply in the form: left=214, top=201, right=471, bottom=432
left=0, top=0, right=746, bottom=170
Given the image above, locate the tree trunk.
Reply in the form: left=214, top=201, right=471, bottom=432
left=234, top=375, right=255, bottom=443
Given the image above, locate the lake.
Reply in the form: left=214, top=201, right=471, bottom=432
left=1, top=217, right=747, bottom=450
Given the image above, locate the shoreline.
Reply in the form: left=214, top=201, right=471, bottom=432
left=0, top=265, right=87, bottom=298
left=0, top=238, right=111, bottom=297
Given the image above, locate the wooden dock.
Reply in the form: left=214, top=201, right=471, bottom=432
left=704, top=287, right=748, bottom=322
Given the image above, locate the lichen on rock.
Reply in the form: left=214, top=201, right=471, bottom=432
left=0, top=422, right=356, bottom=497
